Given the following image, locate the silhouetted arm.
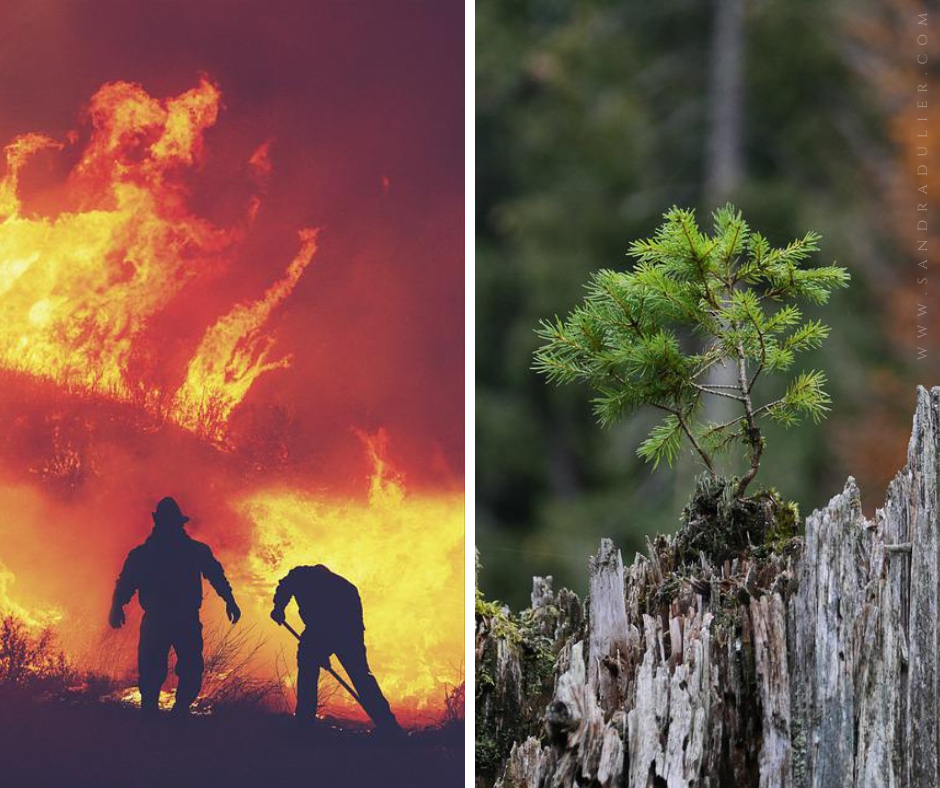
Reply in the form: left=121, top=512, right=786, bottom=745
left=112, top=550, right=140, bottom=607
left=201, top=546, right=240, bottom=623
left=270, top=571, right=295, bottom=624
left=109, top=550, right=140, bottom=628
left=201, top=546, right=235, bottom=603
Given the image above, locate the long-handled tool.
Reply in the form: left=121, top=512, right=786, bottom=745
left=279, top=619, right=365, bottom=710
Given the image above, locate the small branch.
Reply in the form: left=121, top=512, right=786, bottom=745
left=692, top=383, right=747, bottom=402
left=642, top=278, right=707, bottom=326
left=747, top=322, right=767, bottom=395
left=652, top=403, right=716, bottom=475
left=702, top=414, right=747, bottom=437
left=723, top=223, right=742, bottom=286
left=602, top=284, right=647, bottom=339
left=758, top=285, right=786, bottom=302
left=677, top=412, right=717, bottom=476
left=752, top=398, right=785, bottom=418
left=578, top=323, right=602, bottom=352
left=691, top=357, right=722, bottom=381
left=747, top=362, right=764, bottom=394
left=690, top=343, right=727, bottom=381
left=679, top=220, right=721, bottom=311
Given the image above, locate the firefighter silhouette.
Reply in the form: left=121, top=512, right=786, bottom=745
left=271, top=565, right=400, bottom=731
left=109, top=497, right=241, bottom=714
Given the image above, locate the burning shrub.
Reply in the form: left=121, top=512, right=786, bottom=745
left=0, top=614, right=74, bottom=696
left=0, top=79, right=317, bottom=445
left=442, top=681, right=465, bottom=724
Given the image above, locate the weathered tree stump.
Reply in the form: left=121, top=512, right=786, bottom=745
left=475, top=385, right=940, bottom=787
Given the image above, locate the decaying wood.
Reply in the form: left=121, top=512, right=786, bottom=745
left=476, top=386, right=940, bottom=787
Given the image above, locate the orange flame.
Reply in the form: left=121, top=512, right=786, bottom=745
left=0, top=77, right=464, bottom=724
left=173, top=229, right=318, bottom=439
left=0, top=78, right=310, bottom=440
left=239, top=429, right=464, bottom=724
left=0, top=560, right=61, bottom=629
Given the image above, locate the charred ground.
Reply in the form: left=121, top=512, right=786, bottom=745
left=0, top=694, right=463, bottom=788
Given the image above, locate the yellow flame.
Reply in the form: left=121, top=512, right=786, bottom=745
left=173, top=229, right=318, bottom=439
left=0, top=78, right=310, bottom=440
left=0, top=559, right=61, bottom=628
left=238, top=431, right=464, bottom=722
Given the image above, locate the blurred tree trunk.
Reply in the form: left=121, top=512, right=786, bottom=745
left=704, top=0, right=745, bottom=428
left=706, top=0, right=745, bottom=206
left=477, top=386, right=940, bottom=787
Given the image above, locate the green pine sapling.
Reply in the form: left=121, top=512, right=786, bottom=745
left=533, top=205, right=850, bottom=500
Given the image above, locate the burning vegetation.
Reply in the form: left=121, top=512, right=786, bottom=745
left=243, top=429, right=464, bottom=723
left=0, top=78, right=463, bottom=726
left=0, top=77, right=317, bottom=442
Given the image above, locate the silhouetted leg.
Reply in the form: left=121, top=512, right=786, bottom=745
left=336, top=640, right=399, bottom=729
left=296, top=633, right=322, bottom=719
left=138, top=614, right=170, bottom=711
left=172, top=617, right=204, bottom=712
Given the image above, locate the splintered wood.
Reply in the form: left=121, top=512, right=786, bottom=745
left=478, top=386, right=940, bottom=788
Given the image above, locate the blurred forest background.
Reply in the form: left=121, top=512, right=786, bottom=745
left=477, top=0, right=939, bottom=608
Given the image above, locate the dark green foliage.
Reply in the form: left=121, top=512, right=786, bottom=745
left=534, top=205, right=849, bottom=498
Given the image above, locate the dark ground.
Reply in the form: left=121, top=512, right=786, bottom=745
left=0, top=697, right=464, bottom=787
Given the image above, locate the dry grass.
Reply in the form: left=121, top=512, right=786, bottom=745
left=442, top=681, right=465, bottom=724
left=197, top=622, right=282, bottom=714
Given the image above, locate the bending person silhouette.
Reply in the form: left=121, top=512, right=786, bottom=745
left=270, top=565, right=401, bottom=732
left=109, top=496, right=241, bottom=714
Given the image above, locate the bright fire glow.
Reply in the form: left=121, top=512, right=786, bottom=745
left=241, top=430, right=464, bottom=723
left=0, top=77, right=312, bottom=441
left=172, top=229, right=318, bottom=440
left=0, top=78, right=464, bottom=725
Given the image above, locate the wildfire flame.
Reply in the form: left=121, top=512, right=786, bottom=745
left=0, top=560, right=61, bottom=629
left=0, top=77, right=464, bottom=725
left=173, top=229, right=318, bottom=439
left=0, top=77, right=312, bottom=441
left=240, top=429, right=464, bottom=723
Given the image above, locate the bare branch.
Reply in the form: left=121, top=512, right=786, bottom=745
left=692, top=382, right=747, bottom=402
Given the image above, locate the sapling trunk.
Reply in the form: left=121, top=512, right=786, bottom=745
left=735, top=341, right=763, bottom=499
